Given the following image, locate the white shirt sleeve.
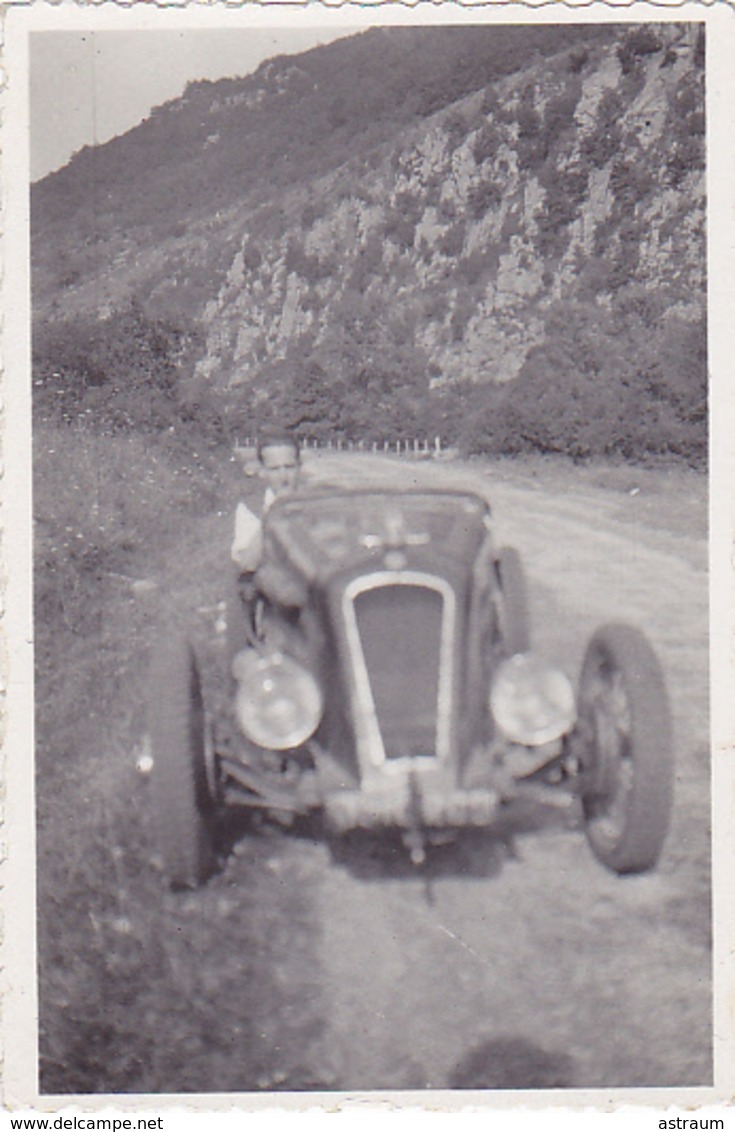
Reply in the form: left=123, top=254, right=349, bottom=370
left=231, top=501, right=263, bottom=571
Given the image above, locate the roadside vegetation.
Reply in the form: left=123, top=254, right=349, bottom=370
left=34, top=291, right=707, bottom=467
left=34, top=417, right=337, bottom=1092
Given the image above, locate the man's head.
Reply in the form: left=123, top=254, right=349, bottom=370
left=256, top=429, right=301, bottom=497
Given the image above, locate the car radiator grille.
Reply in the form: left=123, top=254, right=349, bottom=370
left=352, top=583, right=445, bottom=759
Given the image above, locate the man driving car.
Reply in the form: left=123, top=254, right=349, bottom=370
left=228, top=429, right=303, bottom=654
left=231, top=429, right=302, bottom=572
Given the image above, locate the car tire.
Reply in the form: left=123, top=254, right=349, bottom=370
left=225, top=570, right=253, bottom=664
left=577, top=623, right=673, bottom=874
left=149, top=634, right=218, bottom=888
left=496, top=546, right=531, bottom=655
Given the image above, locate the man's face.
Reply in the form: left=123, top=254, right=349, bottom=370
left=260, top=443, right=300, bottom=496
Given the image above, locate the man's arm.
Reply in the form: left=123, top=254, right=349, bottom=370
left=231, top=501, right=264, bottom=572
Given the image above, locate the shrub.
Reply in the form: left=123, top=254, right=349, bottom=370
left=568, top=47, right=589, bottom=74
left=542, top=84, right=581, bottom=148
left=394, top=190, right=424, bottom=225
left=694, top=25, right=705, bottom=68
left=456, top=248, right=495, bottom=287
left=580, top=90, right=623, bottom=168
left=462, top=301, right=707, bottom=465
left=467, top=179, right=503, bottom=220
left=437, top=196, right=457, bottom=223
left=473, top=121, right=500, bottom=166
left=665, top=78, right=705, bottom=186
left=517, top=87, right=541, bottom=142
left=617, top=27, right=661, bottom=75
left=515, top=82, right=580, bottom=175
left=444, top=111, right=468, bottom=152
left=437, top=222, right=466, bottom=258
left=241, top=241, right=263, bottom=272
left=667, top=136, right=705, bottom=187
left=32, top=305, right=202, bottom=435
left=382, top=209, right=418, bottom=251
left=609, top=158, right=655, bottom=210
left=449, top=292, right=475, bottom=342
left=285, top=239, right=334, bottom=283
left=300, top=200, right=325, bottom=228
left=516, top=87, right=544, bottom=171
left=536, top=168, right=588, bottom=257
left=351, top=233, right=385, bottom=291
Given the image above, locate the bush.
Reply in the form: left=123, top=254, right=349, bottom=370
left=456, top=248, right=495, bottom=288
left=473, top=121, right=500, bottom=166
left=617, top=27, right=661, bottom=75
left=568, top=47, right=589, bottom=74
left=382, top=209, right=418, bottom=251
left=285, top=239, right=334, bottom=283
left=300, top=200, right=325, bottom=228
left=694, top=25, right=705, bottom=68
left=536, top=168, right=588, bottom=256
left=467, top=179, right=503, bottom=220
left=437, top=221, right=466, bottom=258
left=516, top=87, right=544, bottom=171
left=664, top=78, right=705, bottom=186
left=449, top=292, right=475, bottom=342
left=580, top=90, right=623, bottom=168
left=542, top=84, right=581, bottom=148
left=241, top=241, right=263, bottom=272
left=462, top=301, right=707, bottom=465
left=667, top=136, right=704, bottom=187
left=437, top=196, right=457, bottom=223
left=444, top=110, right=468, bottom=153
left=32, top=305, right=202, bottom=435
left=609, top=159, right=655, bottom=210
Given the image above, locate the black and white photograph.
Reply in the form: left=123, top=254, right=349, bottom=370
left=3, top=1, right=732, bottom=1112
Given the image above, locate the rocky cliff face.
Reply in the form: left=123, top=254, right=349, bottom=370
left=191, top=25, right=704, bottom=396
left=32, top=24, right=705, bottom=420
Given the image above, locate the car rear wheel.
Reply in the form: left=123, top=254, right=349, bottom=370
left=496, top=546, right=531, bottom=655
left=149, top=633, right=218, bottom=888
left=576, top=623, right=673, bottom=874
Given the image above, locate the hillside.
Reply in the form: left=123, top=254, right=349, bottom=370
left=32, top=22, right=706, bottom=462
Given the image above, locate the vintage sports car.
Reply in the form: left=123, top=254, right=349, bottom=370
left=149, top=488, right=673, bottom=888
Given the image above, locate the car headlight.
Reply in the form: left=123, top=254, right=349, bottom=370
left=490, top=653, right=576, bottom=747
left=232, top=650, right=323, bottom=751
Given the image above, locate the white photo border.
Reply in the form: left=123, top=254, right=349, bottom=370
left=3, top=0, right=733, bottom=1118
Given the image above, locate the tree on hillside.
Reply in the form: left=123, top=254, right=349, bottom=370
left=462, top=300, right=706, bottom=464
left=33, top=304, right=202, bottom=434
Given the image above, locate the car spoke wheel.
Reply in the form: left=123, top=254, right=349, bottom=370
left=577, top=623, right=673, bottom=874
left=496, top=546, right=531, bottom=655
left=149, top=633, right=218, bottom=888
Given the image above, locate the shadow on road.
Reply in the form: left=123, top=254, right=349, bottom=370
left=449, top=1035, right=576, bottom=1089
left=325, top=827, right=512, bottom=880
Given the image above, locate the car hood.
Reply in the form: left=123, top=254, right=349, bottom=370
left=263, top=489, right=490, bottom=586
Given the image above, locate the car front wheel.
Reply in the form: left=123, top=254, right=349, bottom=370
left=149, top=633, right=218, bottom=888
left=576, top=623, right=673, bottom=874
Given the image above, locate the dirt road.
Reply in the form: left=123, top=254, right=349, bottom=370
left=38, top=450, right=710, bottom=1095
left=196, top=452, right=710, bottom=1092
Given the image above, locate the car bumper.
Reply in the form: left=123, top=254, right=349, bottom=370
left=324, top=779, right=499, bottom=832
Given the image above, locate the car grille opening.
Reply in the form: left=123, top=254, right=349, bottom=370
left=353, top=583, right=444, bottom=759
